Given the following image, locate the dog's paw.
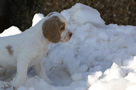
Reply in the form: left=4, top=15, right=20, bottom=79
left=0, top=81, right=11, bottom=89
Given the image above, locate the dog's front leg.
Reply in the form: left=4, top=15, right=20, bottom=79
left=33, top=61, right=53, bottom=84
left=11, top=57, right=29, bottom=88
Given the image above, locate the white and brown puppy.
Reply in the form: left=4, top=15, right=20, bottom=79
left=0, top=12, right=72, bottom=88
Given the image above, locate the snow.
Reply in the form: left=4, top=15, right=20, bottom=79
left=1, top=3, right=136, bottom=90
left=0, top=26, right=21, bottom=37
left=61, top=3, right=105, bottom=27
left=32, top=13, right=44, bottom=26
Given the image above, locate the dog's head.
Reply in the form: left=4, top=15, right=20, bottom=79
left=42, top=12, right=72, bottom=43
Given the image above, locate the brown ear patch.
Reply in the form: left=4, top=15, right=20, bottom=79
left=6, top=45, right=13, bottom=56
left=42, top=16, right=65, bottom=43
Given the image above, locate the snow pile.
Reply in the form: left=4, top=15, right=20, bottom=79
left=32, top=13, right=44, bottom=26
left=61, top=3, right=105, bottom=27
left=1, top=3, right=136, bottom=90
left=0, top=26, right=21, bottom=37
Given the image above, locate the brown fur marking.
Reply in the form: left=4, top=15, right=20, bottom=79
left=6, top=45, right=13, bottom=56
left=42, top=16, right=65, bottom=43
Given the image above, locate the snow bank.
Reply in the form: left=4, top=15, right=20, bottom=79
left=1, top=3, right=136, bottom=90
left=0, top=26, right=21, bottom=37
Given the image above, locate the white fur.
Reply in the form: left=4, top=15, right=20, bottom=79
left=0, top=12, right=71, bottom=88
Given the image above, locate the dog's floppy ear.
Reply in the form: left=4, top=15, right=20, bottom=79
left=42, top=16, right=61, bottom=43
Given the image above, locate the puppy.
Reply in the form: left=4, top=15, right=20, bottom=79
left=0, top=12, right=72, bottom=88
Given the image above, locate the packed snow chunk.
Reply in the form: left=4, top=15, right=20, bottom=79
left=48, top=66, right=72, bottom=86
left=126, top=85, right=136, bottom=90
left=70, top=81, right=87, bottom=90
left=18, top=86, right=34, bottom=90
left=51, top=86, right=73, bottom=90
left=0, top=26, right=21, bottom=37
left=88, top=71, right=102, bottom=85
left=22, top=76, right=51, bottom=90
left=32, top=13, right=44, bottom=26
left=75, top=87, right=86, bottom=90
left=97, top=32, right=109, bottom=43
left=125, top=72, right=136, bottom=83
left=61, top=3, right=105, bottom=27
left=88, top=79, right=128, bottom=90
left=103, top=63, right=126, bottom=80
left=18, top=87, right=27, bottom=90
left=78, top=64, right=88, bottom=72
left=71, top=73, right=83, bottom=81
left=126, top=56, right=136, bottom=70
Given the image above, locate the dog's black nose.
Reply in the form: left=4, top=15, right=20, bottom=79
left=69, top=32, right=72, bottom=38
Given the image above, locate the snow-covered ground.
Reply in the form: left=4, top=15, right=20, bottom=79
left=1, top=3, right=136, bottom=90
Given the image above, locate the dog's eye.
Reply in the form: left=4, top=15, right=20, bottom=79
left=60, top=26, right=65, bottom=31
left=60, top=23, right=65, bottom=31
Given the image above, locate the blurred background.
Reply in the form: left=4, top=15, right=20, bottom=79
left=0, top=0, right=136, bottom=32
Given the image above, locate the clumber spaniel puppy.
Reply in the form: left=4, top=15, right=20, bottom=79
left=0, top=12, right=72, bottom=89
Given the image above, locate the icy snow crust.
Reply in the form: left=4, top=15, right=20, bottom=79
left=1, top=3, right=136, bottom=90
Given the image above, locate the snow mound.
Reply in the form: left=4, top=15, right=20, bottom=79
left=61, top=3, right=105, bottom=27
left=32, top=13, right=44, bottom=26
left=0, top=26, right=21, bottom=37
